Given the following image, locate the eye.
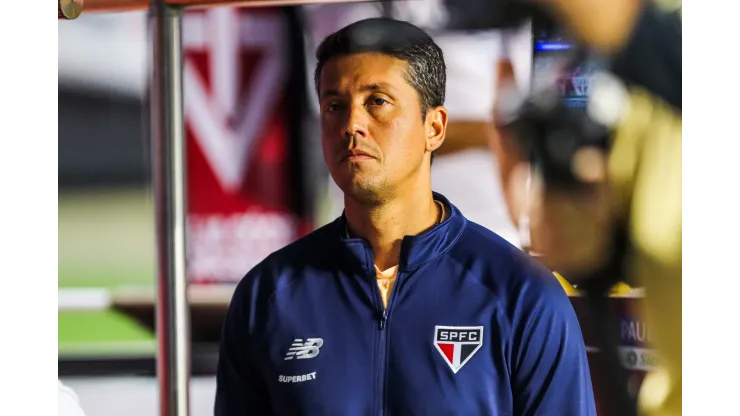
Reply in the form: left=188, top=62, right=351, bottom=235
left=325, top=101, right=344, bottom=113
left=373, top=97, right=388, bottom=106
left=370, top=97, right=389, bottom=107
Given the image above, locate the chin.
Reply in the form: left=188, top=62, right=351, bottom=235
left=335, top=175, right=386, bottom=205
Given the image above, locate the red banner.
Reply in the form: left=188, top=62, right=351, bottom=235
left=183, top=8, right=308, bottom=284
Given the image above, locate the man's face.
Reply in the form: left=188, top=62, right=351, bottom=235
left=318, top=52, right=445, bottom=204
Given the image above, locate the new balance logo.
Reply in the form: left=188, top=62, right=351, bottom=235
left=284, top=338, right=323, bottom=360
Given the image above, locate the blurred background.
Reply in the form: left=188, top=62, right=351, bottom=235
left=59, top=1, right=678, bottom=415
left=58, top=10, right=165, bottom=415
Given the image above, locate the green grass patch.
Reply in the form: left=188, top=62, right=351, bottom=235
left=58, top=267, right=154, bottom=289
left=59, top=310, right=154, bottom=343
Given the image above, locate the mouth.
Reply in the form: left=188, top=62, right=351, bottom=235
left=340, top=149, right=374, bottom=163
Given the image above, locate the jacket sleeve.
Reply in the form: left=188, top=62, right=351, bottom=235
left=510, top=271, right=596, bottom=416
left=607, top=87, right=682, bottom=416
left=214, top=281, right=272, bottom=415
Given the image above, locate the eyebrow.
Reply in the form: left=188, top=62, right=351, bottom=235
left=320, top=83, right=396, bottom=100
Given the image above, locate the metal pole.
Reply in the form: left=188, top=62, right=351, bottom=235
left=149, top=2, right=190, bottom=416
left=58, top=0, right=84, bottom=19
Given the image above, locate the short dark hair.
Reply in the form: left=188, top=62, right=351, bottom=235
left=314, top=18, right=446, bottom=120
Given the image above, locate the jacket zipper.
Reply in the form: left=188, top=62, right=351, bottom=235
left=374, top=271, right=402, bottom=416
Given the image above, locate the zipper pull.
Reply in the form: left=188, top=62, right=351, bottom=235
left=379, top=310, right=388, bottom=330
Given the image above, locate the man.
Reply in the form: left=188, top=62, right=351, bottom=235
left=303, top=1, right=530, bottom=246
left=216, top=18, right=595, bottom=415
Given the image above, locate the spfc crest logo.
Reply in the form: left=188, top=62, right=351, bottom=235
left=434, top=326, right=484, bottom=374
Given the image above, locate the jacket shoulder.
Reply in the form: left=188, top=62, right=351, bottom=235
left=451, top=221, right=568, bottom=301
left=231, top=221, right=338, bottom=302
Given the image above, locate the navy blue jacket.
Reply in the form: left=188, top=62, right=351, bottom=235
left=216, top=194, right=596, bottom=415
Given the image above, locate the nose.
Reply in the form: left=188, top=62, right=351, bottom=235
left=342, top=104, right=369, bottom=141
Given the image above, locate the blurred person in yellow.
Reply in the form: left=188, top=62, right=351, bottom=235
left=491, top=0, right=681, bottom=414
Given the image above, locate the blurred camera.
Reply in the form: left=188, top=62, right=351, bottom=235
left=497, top=16, right=629, bottom=191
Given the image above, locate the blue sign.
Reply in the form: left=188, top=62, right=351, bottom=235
left=535, top=42, right=574, bottom=51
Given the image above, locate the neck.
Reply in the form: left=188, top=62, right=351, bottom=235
left=345, top=189, right=439, bottom=271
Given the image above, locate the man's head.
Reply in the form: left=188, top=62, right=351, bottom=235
left=315, top=18, right=448, bottom=205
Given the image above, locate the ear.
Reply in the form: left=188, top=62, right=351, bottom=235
left=424, top=106, right=448, bottom=153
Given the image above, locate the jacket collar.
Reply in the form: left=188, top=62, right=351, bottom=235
left=331, top=192, right=467, bottom=274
